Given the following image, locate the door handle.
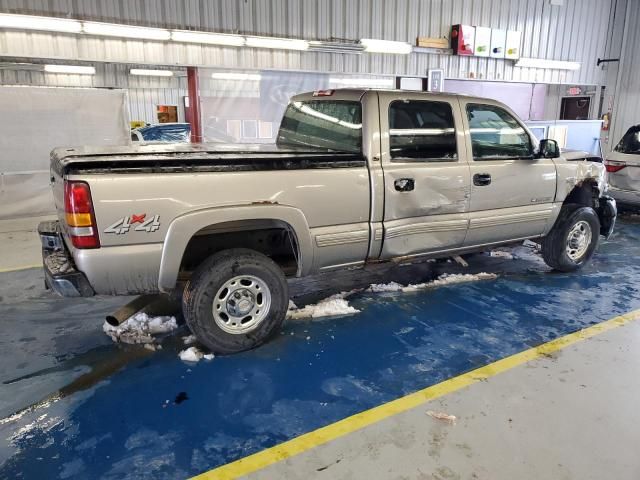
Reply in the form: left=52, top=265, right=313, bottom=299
left=473, top=173, right=492, bottom=186
left=394, top=178, right=415, bottom=192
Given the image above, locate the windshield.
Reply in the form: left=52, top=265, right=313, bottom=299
left=277, top=100, right=362, bottom=153
left=614, top=126, right=640, bottom=155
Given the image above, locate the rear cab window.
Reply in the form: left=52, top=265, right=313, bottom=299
left=277, top=100, right=362, bottom=153
left=388, top=100, right=458, bottom=162
left=466, top=104, right=534, bottom=160
left=614, top=126, right=640, bottom=155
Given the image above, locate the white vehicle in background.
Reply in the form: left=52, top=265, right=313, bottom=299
left=606, top=125, right=640, bottom=209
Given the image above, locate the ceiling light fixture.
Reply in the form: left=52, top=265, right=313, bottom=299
left=82, top=22, right=170, bottom=41
left=329, top=77, right=395, bottom=87
left=130, top=68, right=174, bottom=76
left=514, top=58, right=580, bottom=70
left=44, top=64, right=96, bottom=74
left=171, top=30, right=245, bottom=46
left=245, top=36, right=309, bottom=50
left=210, top=72, right=262, bottom=81
left=0, top=13, right=82, bottom=33
left=359, top=38, right=413, bottom=54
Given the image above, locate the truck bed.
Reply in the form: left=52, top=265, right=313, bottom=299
left=51, top=143, right=365, bottom=175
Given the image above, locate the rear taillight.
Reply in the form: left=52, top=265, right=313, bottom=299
left=605, top=160, right=626, bottom=173
left=64, top=181, right=100, bottom=249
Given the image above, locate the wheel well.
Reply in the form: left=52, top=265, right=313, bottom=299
left=179, top=219, right=299, bottom=278
left=563, top=180, right=599, bottom=209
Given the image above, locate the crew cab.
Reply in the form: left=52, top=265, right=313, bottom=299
left=39, top=89, right=617, bottom=353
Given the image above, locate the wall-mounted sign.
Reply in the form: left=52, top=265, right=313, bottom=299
left=567, top=86, right=582, bottom=96
left=505, top=30, right=522, bottom=59
left=474, top=27, right=491, bottom=57
left=427, top=69, right=445, bottom=92
left=490, top=29, right=506, bottom=58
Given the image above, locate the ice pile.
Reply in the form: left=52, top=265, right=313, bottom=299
left=287, top=292, right=360, bottom=320
left=103, top=312, right=178, bottom=344
left=178, top=346, right=214, bottom=362
left=489, top=250, right=514, bottom=260
left=368, top=272, right=497, bottom=294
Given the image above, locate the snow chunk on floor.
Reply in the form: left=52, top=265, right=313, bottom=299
left=287, top=292, right=360, bottom=320
left=367, top=282, right=404, bottom=293
left=490, top=250, right=514, bottom=260
left=178, top=346, right=215, bottom=363
left=404, top=272, right=497, bottom=291
left=366, top=272, right=498, bottom=294
left=103, top=312, right=178, bottom=344
left=182, top=334, right=197, bottom=345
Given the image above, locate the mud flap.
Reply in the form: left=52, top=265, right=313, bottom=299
left=597, top=195, right=617, bottom=239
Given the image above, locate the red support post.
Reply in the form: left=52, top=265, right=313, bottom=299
left=186, top=66, right=202, bottom=143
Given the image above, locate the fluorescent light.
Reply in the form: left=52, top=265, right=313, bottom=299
left=83, top=22, right=170, bottom=41
left=515, top=58, right=580, bottom=70
left=245, top=36, right=309, bottom=50
left=171, top=30, right=245, bottom=46
left=211, top=72, right=262, bottom=81
left=329, top=77, right=394, bottom=87
left=44, top=65, right=95, bottom=75
left=130, top=69, right=174, bottom=77
left=360, top=38, right=412, bottom=54
left=0, top=13, right=82, bottom=33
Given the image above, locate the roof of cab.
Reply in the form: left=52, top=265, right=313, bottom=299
left=290, top=88, right=496, bottom=105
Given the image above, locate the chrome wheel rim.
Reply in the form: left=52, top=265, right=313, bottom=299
left=213, top=275, right=271, bottom=334
left=566, top=220, right=592, bottom=261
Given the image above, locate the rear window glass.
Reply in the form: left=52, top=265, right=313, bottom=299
left=388, top=100, right=457, bottom=161
left=614, top=126, right=640, bottom=155
left=277, top=101, right=362, bottom=153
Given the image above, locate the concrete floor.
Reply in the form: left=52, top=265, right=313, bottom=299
left=249, top=319, right=640, bottom=480
left=1, top=215, right=640, bottom=479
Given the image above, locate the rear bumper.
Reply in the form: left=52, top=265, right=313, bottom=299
left=608, top=186, right=640, bottom=207
left=38, top=221, right=95, bottom=297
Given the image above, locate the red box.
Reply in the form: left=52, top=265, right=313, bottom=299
left=451, top=24, right=475, bottom=56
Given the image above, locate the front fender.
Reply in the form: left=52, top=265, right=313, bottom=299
left=158, top=205, right=313, bottom=292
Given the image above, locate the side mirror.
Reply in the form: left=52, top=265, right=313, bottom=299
left=539, top=139, right=560, bottom=159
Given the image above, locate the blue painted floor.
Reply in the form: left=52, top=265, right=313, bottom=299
left=2, top=218, right=640, bottom=479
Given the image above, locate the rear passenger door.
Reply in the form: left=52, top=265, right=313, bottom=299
left=378, top=93, right=471, bottom=260
left=460, top=101, right=557, bottom=246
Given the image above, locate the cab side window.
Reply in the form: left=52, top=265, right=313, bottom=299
left=389, top=100, right=457, bottom=161
left=466, top=104, right=533, bottom=160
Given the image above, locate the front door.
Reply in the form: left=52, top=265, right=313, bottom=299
left=460, top=100, right=557, bottom=246
left=378, top=93, right=471, bottom=260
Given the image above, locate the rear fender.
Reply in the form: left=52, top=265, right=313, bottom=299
left=158, top=205, right=313, bottom=292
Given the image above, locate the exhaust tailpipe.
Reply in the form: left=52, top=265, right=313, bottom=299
left=105, top=294, right=165, bottom=327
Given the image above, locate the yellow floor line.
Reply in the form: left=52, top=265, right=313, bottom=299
left=192, top=308, right=640, bottom=480
left=0, top=264, right=42, bottom=273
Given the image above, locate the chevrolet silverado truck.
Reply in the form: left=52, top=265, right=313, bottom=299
left=39, top=89, right=617, bottom=353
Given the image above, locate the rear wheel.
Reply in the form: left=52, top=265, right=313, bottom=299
left=182, top=248, right=288, bottom=354
left=541, top=205, right=600, bottom=272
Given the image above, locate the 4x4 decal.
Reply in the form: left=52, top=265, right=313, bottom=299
left=104, top=214, right=160, bottom=235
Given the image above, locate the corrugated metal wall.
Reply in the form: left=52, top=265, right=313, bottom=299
left=0, top=64, right=188, bottom=123
left=609, top=0, right=640, bottom=149
left=0, top=0, right=613, bottom=85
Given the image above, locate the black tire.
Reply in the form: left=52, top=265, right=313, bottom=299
left=541, top=204, right=600, bottom=272
left=182, top=248, right=288, bottom=354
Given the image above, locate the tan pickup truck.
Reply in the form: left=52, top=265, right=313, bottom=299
left=39, top=89, right=616, bottom=353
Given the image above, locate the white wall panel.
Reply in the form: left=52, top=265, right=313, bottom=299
left=609, top=0, right=640, bottom=151
left=0, top=0, right=615, bottom=85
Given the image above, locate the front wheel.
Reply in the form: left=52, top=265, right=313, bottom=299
left=182, top=248, right=289, bottom=354
left=541, top=205, right=600, bottom=272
